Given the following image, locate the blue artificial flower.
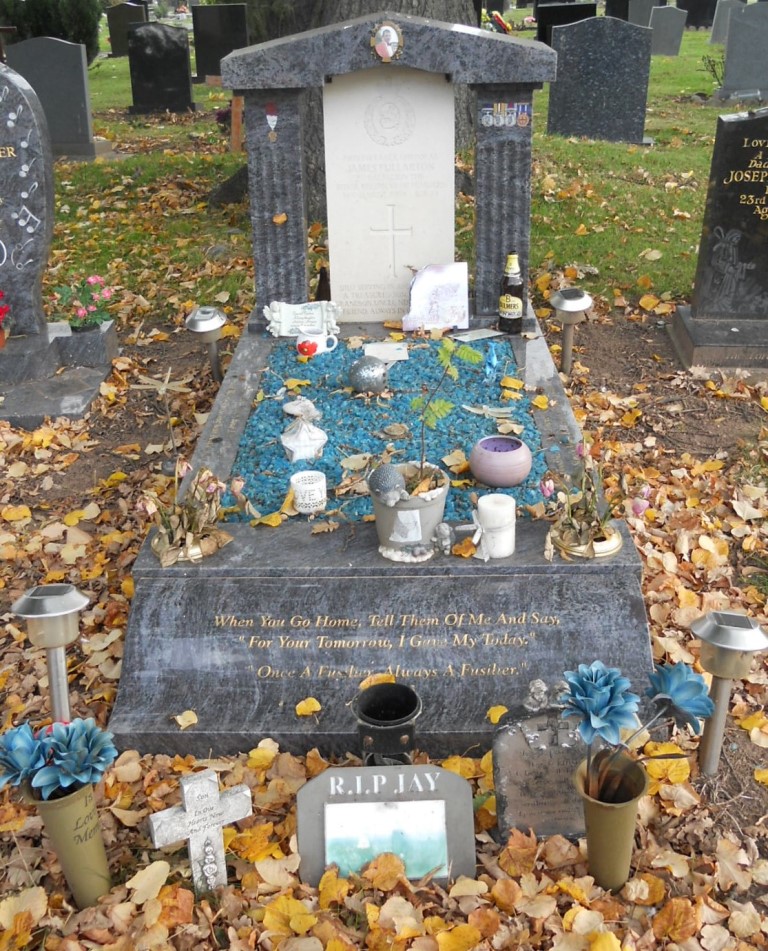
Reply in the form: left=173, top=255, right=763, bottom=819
left=645, top=662, right=714, bottom=734
left=32, top=718, right=117, bottom=801
left=560, top=661, right=641, bottom=746
left=0, top=723, right=46, bottom=790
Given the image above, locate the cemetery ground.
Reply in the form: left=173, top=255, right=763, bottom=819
left=1, top=26, right=768, bottom=951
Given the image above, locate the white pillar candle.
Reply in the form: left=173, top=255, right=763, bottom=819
left=477, top=494, right=516, bottom=558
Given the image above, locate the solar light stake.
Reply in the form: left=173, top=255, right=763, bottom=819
left=12, top=584, right=89, bottom=722
left=549, top=288, right=592, bottom=377
left=691, top=611, right=768, bottom=776
left=185, top=305, right=227, bottom=383
left=352, top=683, right=422, bottom=766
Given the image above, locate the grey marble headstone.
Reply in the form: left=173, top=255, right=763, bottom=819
left=715, top=3, right=768, bottom=100
left=628, top=0, right=657, bottom=25
left=192, top=4, right=249, bottom=82
left=669, top=107, right=768, bottom=368
left=107, top=2, right=148, bottom=57
left=128, top=23, right=195, bottom=114
left=605, top=0, right=630, bottom=19
left=149, top=768, right=252, bottom=895
left=650, top=6, right=687, bottom=55
left=493, top=681, right=585, bottom=839
left=296, top=766, right=475, bottom=885
left=709, top=0, right=744, bottom=45
left=536, top=3, right=597, bottom=46
left=220, top=12, right=556, bottom=319
left=5, top=37, right=103, bottom=159
left=548, top=17, right=651, bottom=144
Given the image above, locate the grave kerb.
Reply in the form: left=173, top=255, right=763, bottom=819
left=221, top=12, right=556, bottom=320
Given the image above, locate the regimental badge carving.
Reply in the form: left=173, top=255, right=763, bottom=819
left=371, top=21, right=403, bottom=63
left=364, top=88, right=415, bottom=148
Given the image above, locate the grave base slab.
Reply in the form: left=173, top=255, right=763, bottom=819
left=108, top=320, right=653, bottom=759
left=669, top=306, right=768, bottom=371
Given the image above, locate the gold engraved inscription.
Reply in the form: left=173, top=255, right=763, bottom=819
left=721, top=143, right=768, bottom=220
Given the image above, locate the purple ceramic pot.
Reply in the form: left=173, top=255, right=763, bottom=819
left=469, top=435, right=532, bottom=488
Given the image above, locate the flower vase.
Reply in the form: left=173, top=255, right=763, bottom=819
left=573, top=754, right=648, bottom=892
left=370, top=462, right=449, bottom=562
left=34, top=783, right=112, bottom=908
left=551, top=523, right=623, bottom=559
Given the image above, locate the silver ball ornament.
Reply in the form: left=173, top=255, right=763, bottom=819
left=349, top=356, right=388, bottom=394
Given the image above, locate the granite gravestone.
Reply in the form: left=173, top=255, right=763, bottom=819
left=149, top=769, right=252, bottom=895
left=296, top=765, right=476, bottom=885
left=192, top=4, right=249, bottom=82
left=710, top=0, right=744, bottom=45
left=676, top=0, right=717, bottom=28
left=649, top=6, right=687, bottom=55
left=0, top=64, right=117, bottom=427
left=714, top=3, right=768, bottom=101
left=627, top=0, right=662, bottom=26
left=221, top=13, right=556, bottom=319
left=669, top=108, right=768, bottom=368
left=108, top=324, right=654, bottom=757
left=107, top=2, right=148, bottom=57
left=128, top=23, right=195, bottom=114
left=5, top=37, right=109, bottom=160
left=547, top=17, right=652, bottom=145
left=536, top=3, right=597, bottom=46
left=493, top=679, right=585, bottom=839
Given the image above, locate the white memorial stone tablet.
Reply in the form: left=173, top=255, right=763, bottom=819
left=324, top=67, right=455, bottom=322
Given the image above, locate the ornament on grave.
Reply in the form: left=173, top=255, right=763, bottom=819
left=148, top=768, right=252, bottom=895
left=280, top=396, right=328, bottom=462
left=371, top=21, right=403, bottom=63
left=262, top=300, right=341, bottom=338
left=349, top=355, right=388, bottom=394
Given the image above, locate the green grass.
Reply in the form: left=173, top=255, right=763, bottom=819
left=58, top=26, right=752, bottom=326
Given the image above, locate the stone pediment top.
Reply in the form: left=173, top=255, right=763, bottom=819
left=221, top=10, right=556, bottom=90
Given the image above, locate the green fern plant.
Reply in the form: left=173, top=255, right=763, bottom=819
left=410, top=337, right=483, bottom=482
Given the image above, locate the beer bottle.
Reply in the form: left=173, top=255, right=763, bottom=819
left=498, top=252, right=524, bottom=334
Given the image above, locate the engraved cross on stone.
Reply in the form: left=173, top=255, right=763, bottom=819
left=370, top=203, right=413, bottom=276
left=149, top=768, right=252, bottom=895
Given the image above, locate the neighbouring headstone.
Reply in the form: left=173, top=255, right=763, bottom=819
left=221, top=13, right=557, bottom=319
left=548, top=17, right=652, bottom=144
left=296, top=765, right=476, bottom=885
left=676, top=0, right=717, bottom=28
left=536, top=2, right=597, bottom=45
left=149, top=769, right=252, bottom=895
left=627, top=0, right=664, bottom=27
left=669, top=107, right=768, bottom=368
left=324, top=67, right=455, bottom=321
left=128, top=23, right=195, bottom=114
left=0, top=65, right=118, bottom=427
left=605, top=0, right=630, bottom=19
left=5, top=37, right=110, bottom=160
left=107, top=2, right=148, bottom=57
left=714, top=3, right=768, bottom=101
left=493, top=679, right=585, bottom=839
left=650, top=5, right=687, bottom=54
left=192, top=4, right=249, bottom=82
left=710, top=0, right=744, bottom=44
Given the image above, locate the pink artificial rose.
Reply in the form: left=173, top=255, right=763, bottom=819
left=101, top=288, right=113, bottom=300
left=87, top=275, right=105, bottom=286
left=76, top=307, right=88, bottom=318
left=540, top=478, right=555, bottom=499
left=631, top=498, right=650, bottom=517
left=87, top=305, right=97, bottom=313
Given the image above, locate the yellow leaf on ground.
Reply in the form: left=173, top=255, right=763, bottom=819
left=644, top=741, right=690, bottom=793
left=319, top=868, right=351, bottom=909
left=126, top=861, right=171, bottom=905
left=691, top=459, right=724, bottom=475
left=247, top=747, right=278, bottom=769
left=435, top=924, right=482, bottom=951
left=574, top=223, right=588, bottom=235
left=499, top=828, right=538, bottom=876
left=490, top=877, right=522, bottom=913
left=296, top=697, right=321, bottom=717
left=362, top=853, right=406, bottom=891
left=500, top=376, right=524, bottom=389
left=738, top=711, right=768, bottom=731
left=531, top=394, right=549, bottom=410
left=486, top=705, right=508, bottom=724
left=652, top=897, right=699, bottom=942
left=0, top=886, right=48, bottom=930
left=639, top=294, right=660, bottom=311
left=755, top=768, right=768, bottom=785
left=283, top=378, right=311, bottom=390
left=359, top=672, right=396, bottom=689
left=263, top=894, right=317, bottom=936
left=1, top=505, right=31, bottom=522
left=441, top=755, right=481, bottom=778
left=588, top=934, right=621, bottom=951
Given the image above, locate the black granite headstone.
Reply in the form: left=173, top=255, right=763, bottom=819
left=128, top=23, right=195, bottom=114
left=628, top=0, right=666, bottom=27
left=107, top=2, right=148, bottom=57
left=605, top=0, right=630, bottom=19
left=547, top=17, right=651, bottom=144
left=669, top=108, right=768, bottom=368
left=676, top=0, right=717, bottom=28
left=536, top=2, right=596, bottom=45
left=192, top=4, right=249, bottom=82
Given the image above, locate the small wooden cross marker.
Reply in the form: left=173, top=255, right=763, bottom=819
left=149, top=768, right=252, bottom=894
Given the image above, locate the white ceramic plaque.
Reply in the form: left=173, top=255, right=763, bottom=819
left=324, top=68, right=455, bottom=322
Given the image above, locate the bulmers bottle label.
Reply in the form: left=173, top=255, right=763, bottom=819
left=499, top=294, right=523, bottom=317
